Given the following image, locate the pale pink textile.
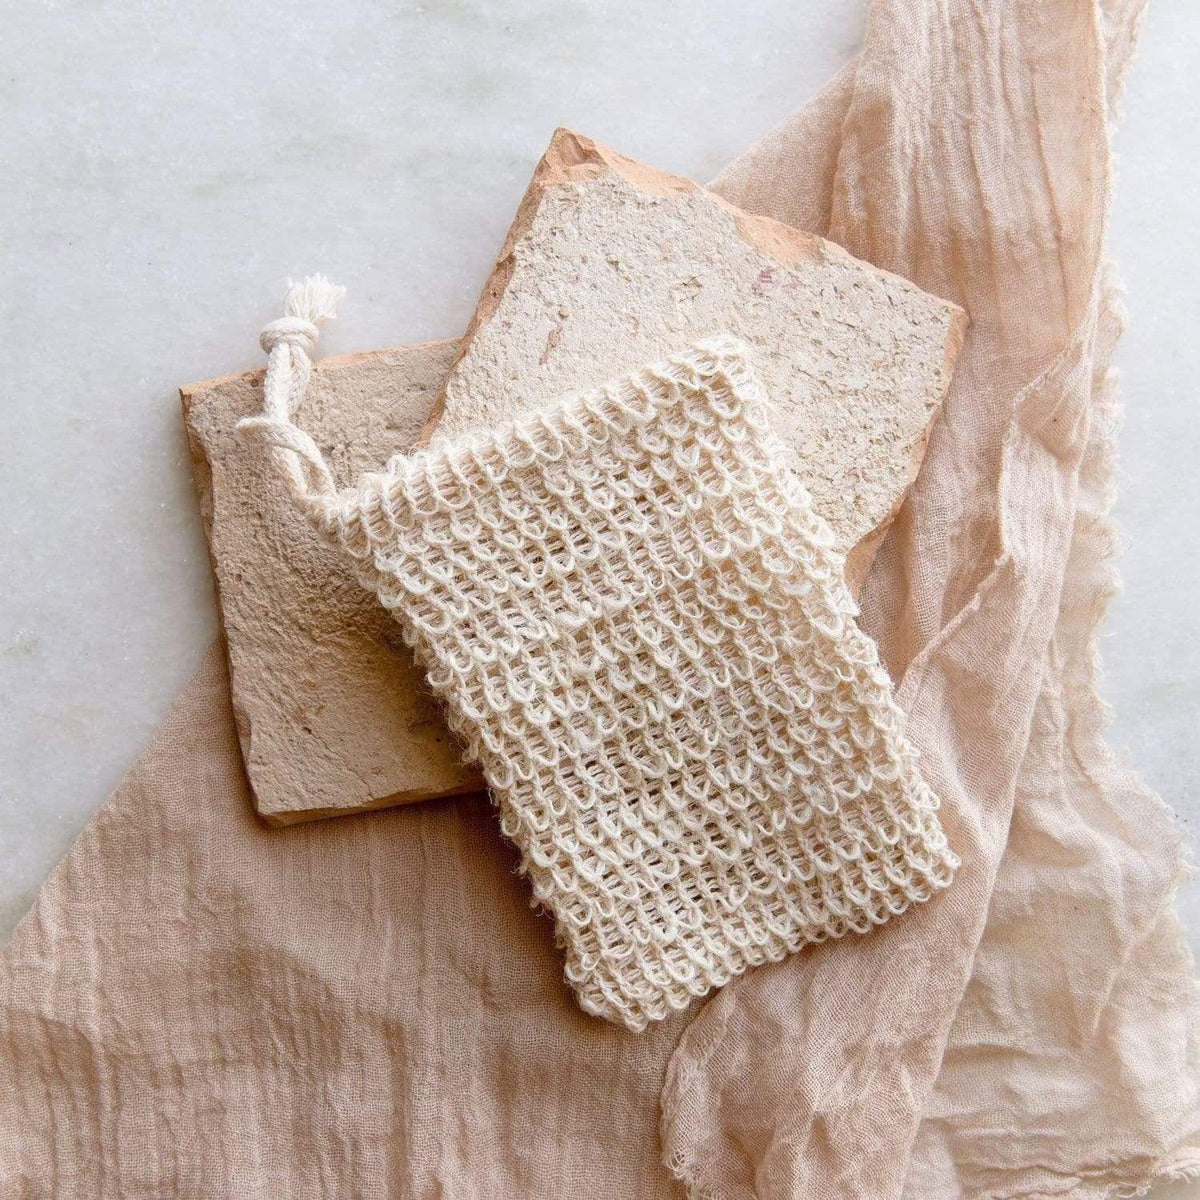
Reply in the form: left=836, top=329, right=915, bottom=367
left=1, top=1, right=1196, bottom=1197
left=1, top=649, right=689, bottom=1197
left=665, top=1, right=1200, bottom=1196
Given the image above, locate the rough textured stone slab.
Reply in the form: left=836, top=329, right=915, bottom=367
left=185, top=132, right=965, bottom=826
left=422, top=129, right=967, bottom=590
left=183, top=341, right=483, bottom=825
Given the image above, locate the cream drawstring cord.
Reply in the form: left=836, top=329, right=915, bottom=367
left=237, top=276, right=346, bottom=513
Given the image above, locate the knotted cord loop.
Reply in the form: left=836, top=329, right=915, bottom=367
left=259, top=315, right=320, bottom=357
left=237, top=275, right=346, bottom=510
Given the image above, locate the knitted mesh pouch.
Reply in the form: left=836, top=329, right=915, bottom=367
left=241, top=282, right=958, bottom=1031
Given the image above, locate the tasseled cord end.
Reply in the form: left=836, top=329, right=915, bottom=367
left=281, top=275, right=346, bottom=326
left=237, top=275, right=347, bottom=513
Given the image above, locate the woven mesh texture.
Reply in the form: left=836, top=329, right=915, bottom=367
left=301, top=338, right=957, bottom=1029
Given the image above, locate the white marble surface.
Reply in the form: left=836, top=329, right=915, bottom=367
left=1, top=3, right=1197, bottom=1185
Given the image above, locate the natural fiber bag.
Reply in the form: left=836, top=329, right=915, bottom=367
left=240, top=280, right=958, bottom=1030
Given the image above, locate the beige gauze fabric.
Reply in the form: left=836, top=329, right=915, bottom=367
left=662, top=0, right=1200, bottom=1197
left=0, top=0, right=1196, bottom=1197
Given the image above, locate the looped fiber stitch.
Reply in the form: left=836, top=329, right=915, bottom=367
left=239, top=277, right=959, bottom=1031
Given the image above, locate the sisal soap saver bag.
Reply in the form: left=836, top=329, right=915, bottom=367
left=240, top=279, right=959, bottom=1031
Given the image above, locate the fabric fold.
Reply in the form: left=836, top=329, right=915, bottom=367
left=663, top=0, right=1199, bottom=1196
